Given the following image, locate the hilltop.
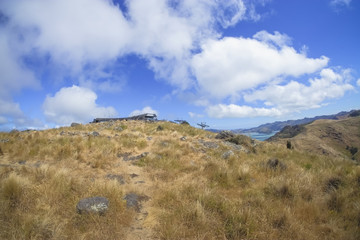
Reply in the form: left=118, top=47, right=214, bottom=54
left=233, top=109, right=359, bottom=134
left=268, top=115, right=360, bottom=162
left=0, top=120, right=360, bottom=239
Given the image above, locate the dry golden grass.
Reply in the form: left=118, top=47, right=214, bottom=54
left=0, top=120, right=360, bottom=239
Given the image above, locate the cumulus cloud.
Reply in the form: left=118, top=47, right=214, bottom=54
left=206, top=104, right=282, bottom=118
left=244, top=68, right=354, bottom=111
left=129, top=106, right=158, bottom=117
left=43, top=85, right=117, bottom=125
left=0, top=0, right=256, bottom=91
left=192, top=31, right=329, bottom=99
left=205, top=68, right=354, bottom=118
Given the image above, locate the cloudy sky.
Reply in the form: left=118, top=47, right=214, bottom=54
left=0, top=0, right=359, bottom=131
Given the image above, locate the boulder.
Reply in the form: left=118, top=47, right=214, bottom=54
left=71, top=122, right=80, bottom=127
left=215, top=131, right=235, bottom=140
left=76, top=196, right=109, bottom=215
left=113, top=126, right=123, bottom=131
left=91, top=131, right=100, bottom=137
left=222, top=150, right=234, bottom=159
left=123, top=193, right=150, bottom=212
left=106, top=174, right=125, bottom=184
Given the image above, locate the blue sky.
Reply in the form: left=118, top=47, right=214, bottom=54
left=0, top=0, right=359, bottom=131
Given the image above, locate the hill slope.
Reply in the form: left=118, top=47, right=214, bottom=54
left=268, top=116, right=360, bottom=161
left=234, top=109, right=359, bottom=134
left=1, top=120, right=360, bottom=239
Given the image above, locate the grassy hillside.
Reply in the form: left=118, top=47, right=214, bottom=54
left=268, top=116, right=360, bottom=162
left=1, top=120, right=360, bottom=239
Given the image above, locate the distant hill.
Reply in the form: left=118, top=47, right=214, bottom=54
left=268, top=115, right=360, bottom=161
left=233, top=110, right=359, bottom=134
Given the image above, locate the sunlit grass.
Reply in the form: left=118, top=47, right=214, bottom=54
left=0, top=120, right=359, bottom=239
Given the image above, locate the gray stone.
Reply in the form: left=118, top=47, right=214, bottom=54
left=199, top=140, right=219, bottom=149
left=76, top=196, right=109, bottom=215
left=222, top=150, right=234, bottom=159
left=0, top=139, right=10, bottom=143
left=122, top=152, right=149, bottom=161
left=91, top=131, right=100, bottom=137
left=106, top=174, right=125, bottom=184
left=123, top=193, right=150, bottom=212
left=71, top=122, right=80, bottom=127
left=180, top=136, right=186, bottom=141
left=215, top=131, right=235, bottom=140
left=113, top=126, right=123, bottom=131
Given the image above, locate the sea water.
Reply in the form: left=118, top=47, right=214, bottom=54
left=245, top=131, right=278, bottom=141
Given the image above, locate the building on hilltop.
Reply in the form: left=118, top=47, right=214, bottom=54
left=92, top=113, right=157, bottom=123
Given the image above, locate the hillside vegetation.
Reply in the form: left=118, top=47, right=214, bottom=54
left=268, top=116, right=360, bottom=162
left=0, top=120, right=360, bottom=239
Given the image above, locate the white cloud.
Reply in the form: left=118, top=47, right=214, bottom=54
left=330, top=0, right=352, bottom=7
left=0, top=0, right=260, bottom=91
left=1, top=0, right=131, bottom=70
left=357, top=78, right=360, bottom=87
left=43, top=85, right=117, bottom=125
left=192, top=31, right=329, bottom=99
left=188, top=112, right=204, bottom=118
left=130, top=106, right=158, bottom=117
left=244, top=68, right=354, bottom=111
left=206, top=104, right=282, bottom=118
left=253, top=31, right=292, bottom=48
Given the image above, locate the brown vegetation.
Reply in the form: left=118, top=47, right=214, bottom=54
left=0, top=119, right=359, bottom=239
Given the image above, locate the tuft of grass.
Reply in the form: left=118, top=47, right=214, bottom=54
left=0, top=173, right=26, bottom=208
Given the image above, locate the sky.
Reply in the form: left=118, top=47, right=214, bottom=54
left=0, top=0, right=359, bottom=131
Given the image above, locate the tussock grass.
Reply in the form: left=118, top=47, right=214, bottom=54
left=1, top=120, right=360, bottom=239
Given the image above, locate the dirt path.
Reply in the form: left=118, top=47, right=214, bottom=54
left=120, top=157, right=156, bottom=240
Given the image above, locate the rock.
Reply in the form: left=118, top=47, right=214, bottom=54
left=130, top=173, right=139, bottom=178
left=91, top=131, right=100, bottom=137
left=157, top=125, right=164, bottom=131
left=147, top=137, right=152, bottom=141
left=60, top=131, right=66, bottom=136
left=266, top=158, right=286, bottom=170
left=180, top=136, right=186, bottom=141
left=117, top=152, right=131, bottom=159
left=76, top=196, right=109, bottom=215
left=223, top=141, right=245, bottom=152
left=199, top=140, right=218, bottom=149
left=123, top=193, right=150, bottom=212
left=222, top=150, right=234, bottom=159
left=71, top=122, right=80, bottom=127
left=113, top=126, right=123, bottom=131
left=215, top=131, right=235, bottom=140
left=106, top=174, right=125, bottom=184
left=120, top=152, right=149, bottom=161
left=0, top=139, right=10, bottom=143
left=18, top=160, right=26, bottom=165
